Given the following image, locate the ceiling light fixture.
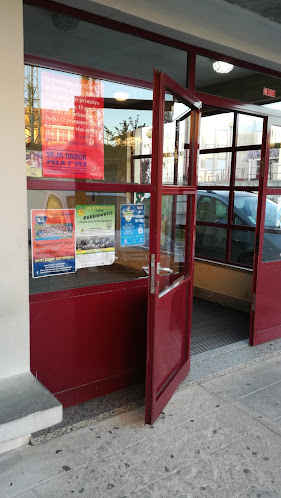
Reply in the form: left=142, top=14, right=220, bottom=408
left=114, top=92, right=129, bottom=102
left=213, top=61, right=234, bottom=74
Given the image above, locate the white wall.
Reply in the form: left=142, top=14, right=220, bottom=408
left=58, top=0, right=281, bottom=73
left=0, top=0, right=29, bottom=378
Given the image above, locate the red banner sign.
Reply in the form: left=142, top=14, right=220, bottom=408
left=41, top=70, right=104, bottom=179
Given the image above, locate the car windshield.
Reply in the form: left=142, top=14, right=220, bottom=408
left=234, top=195, right=278, bottom=228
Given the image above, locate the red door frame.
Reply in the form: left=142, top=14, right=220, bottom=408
left=145, top=71, right=201, bottom=424
left=25, top=50, right=281, bottom=410
left=250, top=115, right=281, bottom=345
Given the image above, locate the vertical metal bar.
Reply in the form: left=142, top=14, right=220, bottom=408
left=187, top=50, right=196, bottom=91
left=225, top=112, right=238, bottom=263
left=249, top=115, right=270, bottom=345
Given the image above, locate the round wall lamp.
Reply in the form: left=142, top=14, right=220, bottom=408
left=213, top=61, right=234, bottom=74
left=114, top=92, right=129, bottom=101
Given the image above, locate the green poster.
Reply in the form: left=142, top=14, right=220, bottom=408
left=76, top=205, right=115, bottom=268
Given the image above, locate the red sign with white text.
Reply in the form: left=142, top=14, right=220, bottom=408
left=41, top=70, right=104, bottom=179
left=263, top=87, right=276, bottom=98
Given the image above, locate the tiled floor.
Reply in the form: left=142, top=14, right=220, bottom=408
left=32, top=299, right=269, bottom=444
left=3, top=355, right=281, bottom=497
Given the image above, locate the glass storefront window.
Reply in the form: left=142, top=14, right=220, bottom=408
left=195, top=226, right=227, bottom=261
left=159, top=195, right=190, bottom=293
left=233, top=191, right=258, bottom=226
left=198, top=152, right=231, bottom=186
left=197, top=191, right=229, bottom=224
left=235, top=150, right=260, bottom=186
left=267, top=125, right=281, bottom=187
left=200, top=111, right=234, bottom=149
left=162, top=97, right=191, bottom=186
left=25, top=65, right=153, bottom=184
left=262, top=195, right=281, bottom=262
left=27, top=189, right=150, bottom=293
left=230, top=230, right=255, bottom=266
left=237, top=114, right=263, bottom=146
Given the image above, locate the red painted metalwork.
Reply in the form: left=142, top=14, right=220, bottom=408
left=23, top=3, right=281, bottom=413
left=24, top=0, right=281, bottom=80
left=199, top=144, right=261, bottom=155
left=187, top=50, right=196, bottom=92
left=30, top=279, right=148, bottom=407
left=196, top=92, right=281, bottom=119
left=250, top=116, right=281, bottom=345
left=145, top=71, right=201, bottom=425
left=25, top=54, right=153, bottom=90
left=27, top=179, right=153, bottom=193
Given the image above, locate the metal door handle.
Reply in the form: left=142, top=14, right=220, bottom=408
left=157, top=264, right=173, bottom=274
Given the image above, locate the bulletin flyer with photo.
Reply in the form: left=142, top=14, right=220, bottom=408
left=75, top=205, right=115, bottom=269
left=31, top=209, right=76, bottom=278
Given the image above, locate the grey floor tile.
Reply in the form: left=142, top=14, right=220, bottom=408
left=202, top=356, right=281, bottom=401
left=144, top=453, right=261, bottom=498
left=0, top=427, right=111, bottom=498
left=143, top=423, right=281, bottom=498
left=237, top=484, right=281, bottom=498
left=87, top=384, right=225, bottom=448
left=31, top=460, right=127, bottom=498
left=130, top=490, right=154, bottom=498
left=237, top=381, right=281, bottom=421
left=9, top=491, right=37, bottom=498
left=150, top=384, right=226, bottom=433
left=33, top=384, right=145, bottom=442
left=28, top=403, right=262, bottom=498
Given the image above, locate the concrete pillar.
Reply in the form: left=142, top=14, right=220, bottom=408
left=0, top=0, right=30, bottom=379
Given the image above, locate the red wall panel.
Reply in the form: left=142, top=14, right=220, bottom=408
left=30, top=280, right=148, bottom=407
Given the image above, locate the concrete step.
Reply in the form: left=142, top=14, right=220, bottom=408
left=0, top=372, right=62, bottom=454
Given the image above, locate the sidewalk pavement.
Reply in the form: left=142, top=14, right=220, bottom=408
left=2, top=354, right=281, bottom=498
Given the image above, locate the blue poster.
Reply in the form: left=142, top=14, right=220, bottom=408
left=120, top=205, right=145, bottom=247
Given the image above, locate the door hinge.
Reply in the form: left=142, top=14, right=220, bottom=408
left=150, top=253, right=156, bottom=294
left=252, top=293, right=256, bottom=311
left=255, top=234, right=260, bottom=254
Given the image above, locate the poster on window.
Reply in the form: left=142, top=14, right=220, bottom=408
left=31, top=209, right=76, bottom=278
left=76, top=205, right=115, bottom=268
left=26, top=150, right=43, bottom=178
left=40, top=70, right=104, bottom=179
left=120, top=205, right=145, bottom=246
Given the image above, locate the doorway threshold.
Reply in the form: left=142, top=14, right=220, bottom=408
left=31, top=338, right=281, bottom=445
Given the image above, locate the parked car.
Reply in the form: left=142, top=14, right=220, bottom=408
left=196, top=190, right=281, bottom=265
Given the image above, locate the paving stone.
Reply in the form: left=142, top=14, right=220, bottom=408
left=3, top=356, right=281, bottom=498
left=87, top=384, right=224, bottom=449
left=144, top=453, right=262, bottom=498
left=31, top=460, right=126, bottom=498
left=238, top=483, right=280, bottom=498
left=202, top=356, right=281, bottom=401
left=10, top=491, right=37, bottom=498
left=236, top=382, right=281, bottom=421
left=0, top=427, right=110, bottom=498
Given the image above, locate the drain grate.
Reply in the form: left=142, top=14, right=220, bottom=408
left=191, top=297, right=250, bottom=356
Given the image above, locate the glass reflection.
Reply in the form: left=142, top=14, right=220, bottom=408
left=25, top=65, right=153, bottom=184
left=27, top=189, right=151, bottom=293
left=162, top=98, right=191, bottom=186
left=263, top=195, right=281, bottom=262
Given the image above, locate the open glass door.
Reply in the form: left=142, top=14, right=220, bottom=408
left=145, top=71, right=201, bottom=424
left=250, top=115, right=281, bottom=345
